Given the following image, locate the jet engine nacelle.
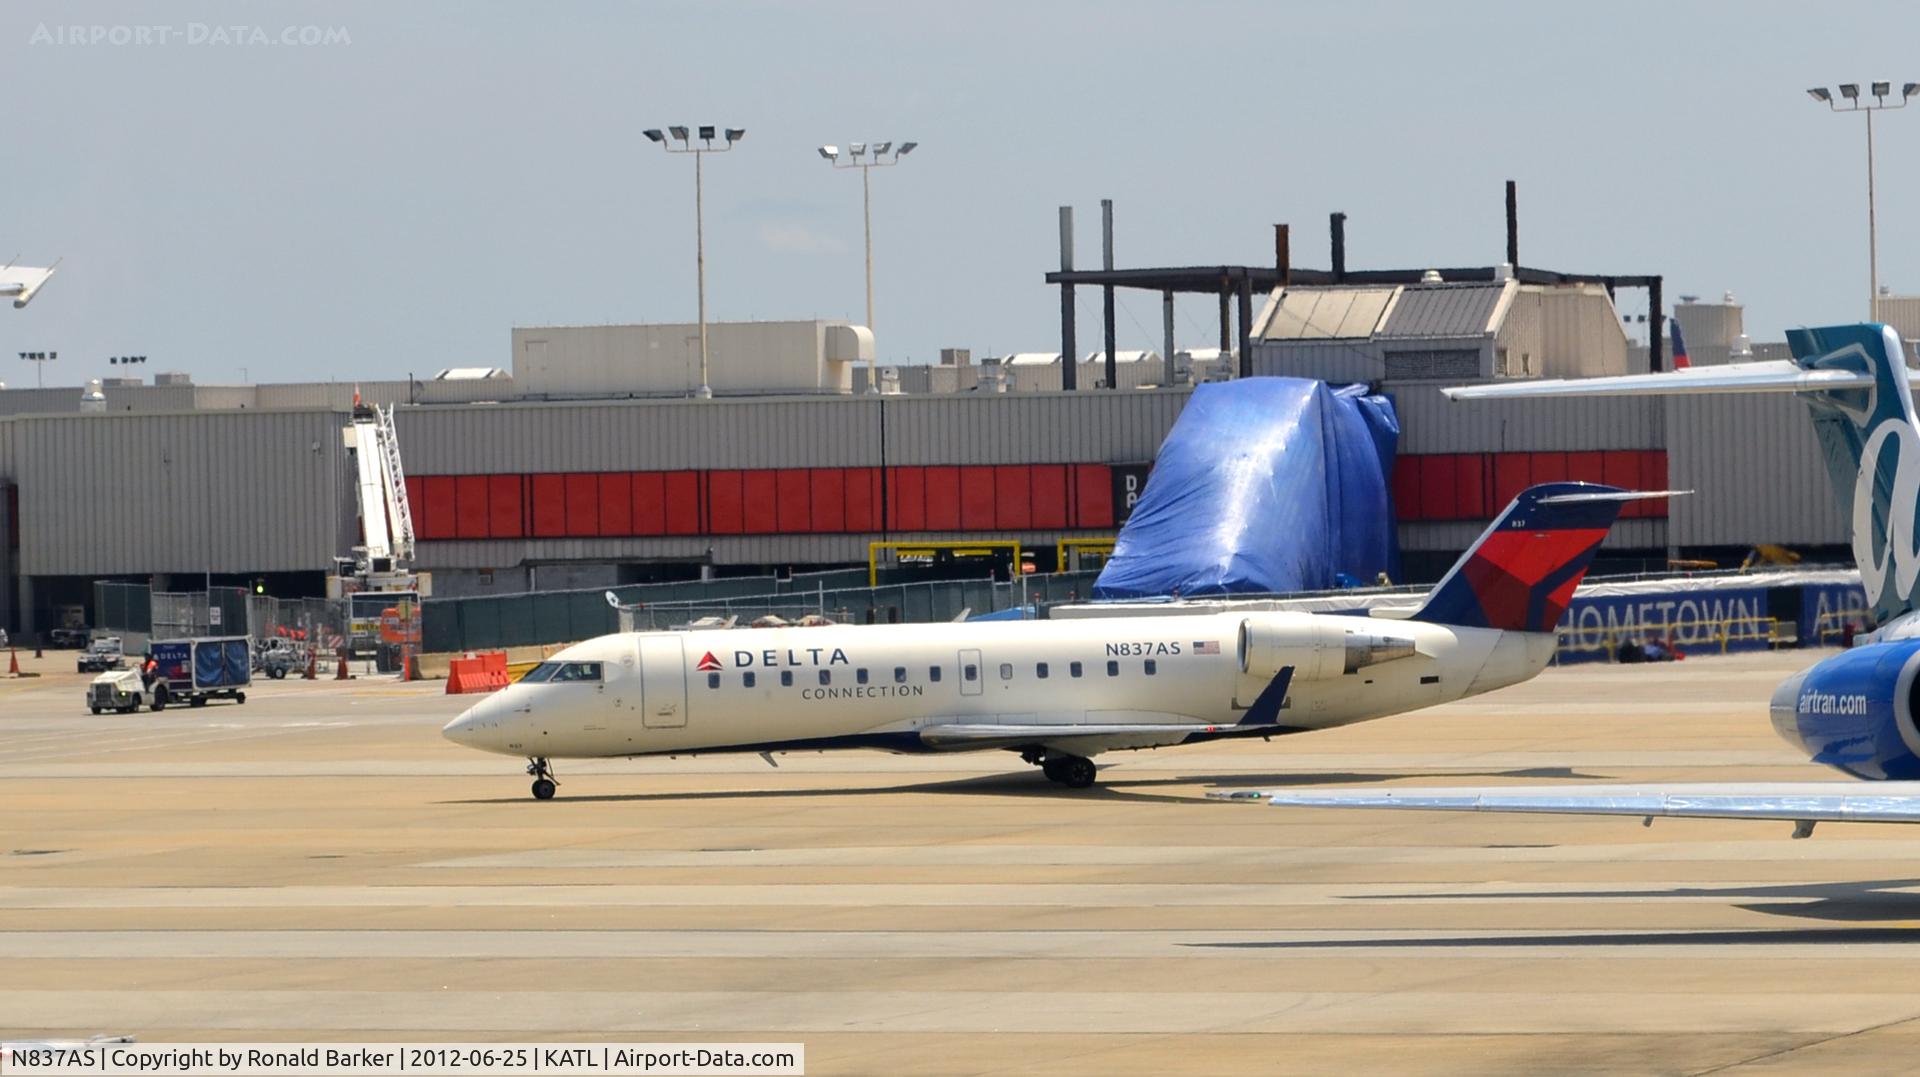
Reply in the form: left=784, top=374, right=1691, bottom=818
left=1238, top=616, right=1418, bottom=682
left=1770, top=638, right=1920, bottom=780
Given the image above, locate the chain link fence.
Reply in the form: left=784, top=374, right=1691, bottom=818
left=95, top=581, right=349, bottom=659
left=96, top=570, right=1113, bottom=658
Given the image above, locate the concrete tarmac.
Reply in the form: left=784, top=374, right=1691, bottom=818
left=7, top=649, right=1920, bottom=1075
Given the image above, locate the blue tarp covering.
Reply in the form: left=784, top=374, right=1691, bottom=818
left=1092, top=378, right=1400, bottom=599
left=189, top=638, right=251, bottom=689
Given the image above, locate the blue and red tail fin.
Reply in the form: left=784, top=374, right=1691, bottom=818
left=1410, top=482, right=1651, bottom=633
left=1670, top=316, right=1690, bottom=369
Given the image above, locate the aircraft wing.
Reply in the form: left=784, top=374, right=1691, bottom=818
left=0, top=263, right=57, bottom=308
left=1213, top=782, right=1920, bottom=834
left=920, top=720, right=1290, bottom=751
left=1442, top=361, right=1873, bottom=400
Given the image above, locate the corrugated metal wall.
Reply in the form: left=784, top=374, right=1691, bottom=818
left=11, top=410, right=350, bottom=575
left=0, top=375, right=1855, bottom=582
left=1391, top=384, right=1663, bottom=453
left=1665, top=394, right=1844, bottom=547
left=397, top=397, right=887, bottom=473
left=1250, top=341, right=1384, bottom=384
left=1401, top=518, right=1665, bottom=553
left=396, top=391, right=1187, bottom=474
left=878, top=390, right=1186, bottom=465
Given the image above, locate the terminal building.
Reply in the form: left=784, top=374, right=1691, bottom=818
left=0, top=255, right=1889, bottom=640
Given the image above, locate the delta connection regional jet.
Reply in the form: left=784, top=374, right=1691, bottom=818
left=1226, top=323, right=1920, bottom=837
left=443, top=482, right=1655, bottom=799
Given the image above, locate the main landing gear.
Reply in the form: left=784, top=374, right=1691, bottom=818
left=526, top=757, right=557, bottom=800
left=1022, top=748, right=1098, bottom=789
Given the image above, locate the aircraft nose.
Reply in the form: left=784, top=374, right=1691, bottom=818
left=444, top=693, right=513, bottom=752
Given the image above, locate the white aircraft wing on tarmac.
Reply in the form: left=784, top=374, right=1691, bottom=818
left=1214, top=783, right=1920, bottom=838
left=0, top=262, right=57, bottom=308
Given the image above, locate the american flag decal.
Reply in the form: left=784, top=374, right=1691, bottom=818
left=1193, top=640, right=1220, bottom=655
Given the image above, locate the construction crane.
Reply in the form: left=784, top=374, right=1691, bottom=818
left=334, top=393, right=427, bottom=668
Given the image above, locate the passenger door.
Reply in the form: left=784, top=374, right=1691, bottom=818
left=639, top=636, right=689, bottom=728
left=958, top=648, right=984, bottom=697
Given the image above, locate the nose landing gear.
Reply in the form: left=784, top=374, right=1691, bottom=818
left=526, top=757, right=558, bottom=800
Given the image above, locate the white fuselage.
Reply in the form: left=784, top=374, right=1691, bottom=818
left=443, top=611, right=1555, bottom=762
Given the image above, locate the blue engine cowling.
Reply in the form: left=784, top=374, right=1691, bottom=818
left=1770, top=639, right=1920, bottom=780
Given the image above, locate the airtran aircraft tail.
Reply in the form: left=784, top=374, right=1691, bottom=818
left=1444, top=321, right=1911, bottom=623
left=1410, top=482, right=1658, bottom=633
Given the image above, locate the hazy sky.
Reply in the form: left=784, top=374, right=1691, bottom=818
left=5, top=1, right=1920, bottom=386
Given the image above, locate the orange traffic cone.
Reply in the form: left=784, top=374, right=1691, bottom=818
left=304, top=648, right=317, bottom=680
left=7, top=648, right=17, bottom=676
left=336, top=648, right=350, bottom=680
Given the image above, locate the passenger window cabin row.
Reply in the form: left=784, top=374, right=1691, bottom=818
left=703, top=658, right=1160, bottom=689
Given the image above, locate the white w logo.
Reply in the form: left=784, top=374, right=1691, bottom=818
left=1852, top=418, right=1920, bottom=609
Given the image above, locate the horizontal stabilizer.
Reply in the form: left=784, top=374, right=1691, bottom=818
left=1442, top=360, right=1874, bottom=401
left=1537, top=489, right=1688, bottom=505
left=1211, top=782, right=1920, bottom=826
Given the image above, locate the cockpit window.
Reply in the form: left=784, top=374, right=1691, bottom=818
left=523, top=661, right=602, bottom=684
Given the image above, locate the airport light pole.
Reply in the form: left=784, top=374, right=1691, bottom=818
left=818, top=141, right=917, bottom=392
left=17, top=350, right=56, bottom=388
left=1808, top=82, right=1917, bottom=321
left=644, top=125, right=745, bottom=400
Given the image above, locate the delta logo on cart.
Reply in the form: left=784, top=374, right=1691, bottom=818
left=696, top=651, right=723, bottom=672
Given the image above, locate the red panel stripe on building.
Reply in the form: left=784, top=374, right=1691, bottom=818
left=888, top=467, right=926, bottom=532
left=663, top=472, right=700, bottom=535
left=742, top=470, right=777, bottom=534
left=777, top=469, right=812, bottom=533
left=924, top=466, right=961, bottom=531
left=564, top=473, right=599, bottom=537
left=1602, top=451, right=1645, bottom=518
left=598, top=472, right=633, bottom=536
left=408, top=474, right=432, bottom=533
left=959, top=466, right=996, bottom=530
left=487, top=474, right=523, bottom=538
left=707, top=470, right=743, bottom=535
left=421, top=476, right=457, bottom=540
left=454, top=475, right=490, bottom=539
left=1491, top=453, right=1530, bottom=516
left=1030, top=465, right=1069, bottom=529
left=810, top=469, right=846, bottom=533
left=1390, top=456, right=1421, bottom=521
left=1419, top=455, right=1456, bottom=521
left=1454, top=454, right=1488, bottom=519
left=843, top=467, right=877, bottom=532
left=1565, top=451, right=1606, bottom=485
left=631, top=472, right=666, bottom=536
left=1073, top=464, right=1113, bottom=528
left=993, top=465, right=1032, bottom=530
left=1530, top=451, right=1567, bottom=486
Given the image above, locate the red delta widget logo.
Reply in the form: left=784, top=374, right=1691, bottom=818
left=697, top=648, right=851, bottom=670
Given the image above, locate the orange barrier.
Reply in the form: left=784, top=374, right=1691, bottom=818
left=446, top=651, right=511, bottom=695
